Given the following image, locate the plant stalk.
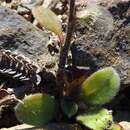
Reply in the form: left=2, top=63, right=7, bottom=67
left=57, top=0, right=76, bottom=95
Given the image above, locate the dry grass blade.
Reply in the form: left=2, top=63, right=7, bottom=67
left=0, top=95, right=22, bottom=106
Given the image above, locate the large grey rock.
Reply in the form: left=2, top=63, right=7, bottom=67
left=71, top=2, right=130, bottom=85
left=119, top=121, right=130, bottom=130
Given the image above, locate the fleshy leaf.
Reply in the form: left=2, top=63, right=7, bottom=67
left=81, top=67, right=120, bottom=105
left=15, top=93, right=56, bottom=126
left=32, top=6, right=62, bottom=35
left=61, top=99, right=78, bottom=118
left=76, top=108, right=113, bottom=130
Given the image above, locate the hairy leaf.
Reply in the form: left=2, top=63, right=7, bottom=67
left=76, top=108, right=113, bottom=130
left=81, top=67, right=120, bottom=105
left=15, top=93, right=56, bottom=126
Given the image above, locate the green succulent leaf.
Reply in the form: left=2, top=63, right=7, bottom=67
left=81, top=67, right=120, bottom=105
left=32, top=6, right=62, bottom=35
left=61, top=99, right=78, bottom=118
left=76, top=108, right=113, bottom=130
left=15, top=93, right=56, bottom=126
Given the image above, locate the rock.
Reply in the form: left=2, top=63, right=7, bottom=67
left=119, top=121, right=130, bottom=130
left=42, top=0, right=59, bottom=8
left=76, top=4, right=114, bottom=36
left=76, top=0, right=130, bottom=7
left=42, top=0, right=67, bottom=15
left=21, top=0, right=64, bottom=14
left=21, top=0, right=43, bottom=9
left=71, top=2, right=130, bottom=85
left=0, top=6, right=58, bottom=72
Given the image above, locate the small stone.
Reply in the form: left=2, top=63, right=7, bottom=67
left=119, top=121, right=130, bottom=130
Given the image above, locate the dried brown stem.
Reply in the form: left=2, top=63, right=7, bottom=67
left=57, top=0, right=76, bottom=95
left=59, top=0, right=76, bottom=70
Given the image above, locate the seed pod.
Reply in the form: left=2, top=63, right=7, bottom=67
left=81, top=67, right=120, bottom=105
left=0, top=49, right=41, bottom=85
left=15, top=93, right=56, bottom=126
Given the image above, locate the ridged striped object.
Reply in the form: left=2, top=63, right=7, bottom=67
left=0, top=49, right=41, bottom=85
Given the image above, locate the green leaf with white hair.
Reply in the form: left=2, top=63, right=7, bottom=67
left=81, top=67, right=120, bottom=105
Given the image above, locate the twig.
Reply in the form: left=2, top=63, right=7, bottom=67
left=59, top=0, right=76, bottom=70
left=57, top=0, right=76, bottom=95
